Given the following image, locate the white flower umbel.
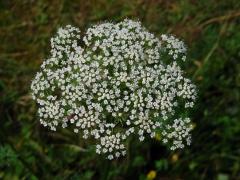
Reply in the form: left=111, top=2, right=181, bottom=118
left=31, top=20, right=197, bottom=160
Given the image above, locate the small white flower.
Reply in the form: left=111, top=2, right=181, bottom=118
left=31, top=19, right=197, bottom=160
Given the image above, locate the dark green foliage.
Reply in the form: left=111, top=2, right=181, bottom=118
left=0, top=0, right=240, bottom=179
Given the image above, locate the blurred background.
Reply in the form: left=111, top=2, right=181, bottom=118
left=0, top=0, right=240, bottom=179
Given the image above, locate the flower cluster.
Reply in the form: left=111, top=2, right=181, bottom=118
left=31, top=19, right=197, bottom=159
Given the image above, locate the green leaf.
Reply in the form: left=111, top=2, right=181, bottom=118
left=132, top=156, right=146, bottom=167
left=155, top=159, right=168, bottom=171
left=217, top=174, right=229, bottom=180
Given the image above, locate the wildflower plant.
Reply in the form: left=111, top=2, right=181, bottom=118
left=31, top=19, right=197, bottom=160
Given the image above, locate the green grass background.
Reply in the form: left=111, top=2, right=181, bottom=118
left=0, top=0, right=240, bottom=179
